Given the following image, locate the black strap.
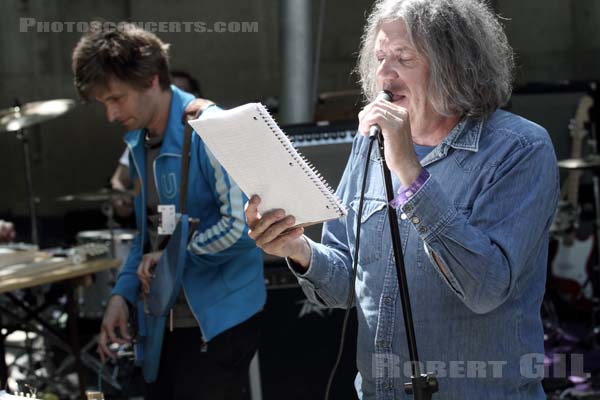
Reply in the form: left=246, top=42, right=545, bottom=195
left=179, top=100, right=210, bottom=213
left=156, top=103, right=201, bottom=251
left=179, top=121, right=192, bottom=215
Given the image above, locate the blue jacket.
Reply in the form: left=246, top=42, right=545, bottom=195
left=112, top=85, right=265, bottom=341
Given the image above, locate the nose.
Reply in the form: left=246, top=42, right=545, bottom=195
left=105, top=103, right=120, bottom=123
left=376, top=58, right=398, bottom=81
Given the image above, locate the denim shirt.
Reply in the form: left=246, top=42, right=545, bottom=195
left=289, top=109, right=559, bottom=399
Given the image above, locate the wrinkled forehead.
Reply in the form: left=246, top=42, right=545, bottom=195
left=374, top=19, right=416, bottom=54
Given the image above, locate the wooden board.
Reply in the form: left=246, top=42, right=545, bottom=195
left=0, top=250, right=51, bottom=269
left=0, top=258, right=121, bottom=294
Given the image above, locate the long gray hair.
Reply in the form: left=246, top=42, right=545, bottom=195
left=357, top=0, right=514, bottom=118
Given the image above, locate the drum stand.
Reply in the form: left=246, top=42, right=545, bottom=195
left=101, top=201, right=118, bottom=260
left=15, top=128, right=39, bottom=245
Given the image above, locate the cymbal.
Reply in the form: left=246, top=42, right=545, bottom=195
left=558, top=156, right=600, bottom=170
left=0, top=99, right=76, bottom=133
left=56, top=188, right=134, bottom=203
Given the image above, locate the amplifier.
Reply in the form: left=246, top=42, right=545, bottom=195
left=258, top=281, right=359, bottom=400
left=285, top=119, right=357, bottom=243
left=285, top=119, right=358, bottom=147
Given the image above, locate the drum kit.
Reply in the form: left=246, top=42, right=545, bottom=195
left=0, top=100, right=137, bottom=397
left=1, top=98, right=136, bottom=315
left=1, top=99, right=76, bottom=245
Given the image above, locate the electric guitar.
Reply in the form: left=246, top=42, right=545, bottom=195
left=550, top=94, right=594, bottom=305
left=133, top=100, right=202, bottom=383
left=134, top=216, right=193, bottom=383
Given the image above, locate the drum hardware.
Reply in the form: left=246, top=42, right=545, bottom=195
left=1, top=99, right=76, bottom=245
left=0, top=257, right=121, bottom=400
left=75, top=230, right=135, bottom=319
left=54, top=189, right=134, bottom=204
left=56, top=187, right=136, bottom=319
left=102, top=201, right=119, bottom=263
left=50, top=243, right=110, bottom=265
left=0, top=100, right=75, bottom=133
left=55, top=188, right=135, bottom=261
left=558, top=156, right=600, bottom=171
left=54, top=334, right=124, bottom=393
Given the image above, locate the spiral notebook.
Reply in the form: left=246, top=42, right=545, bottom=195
left=188, top=103, right=347, bottom=227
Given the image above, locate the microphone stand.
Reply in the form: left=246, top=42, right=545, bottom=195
left=372, top=124, right=438, bottom=399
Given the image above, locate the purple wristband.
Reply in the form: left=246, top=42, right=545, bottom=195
left=389, top=169, right=430, bottom=208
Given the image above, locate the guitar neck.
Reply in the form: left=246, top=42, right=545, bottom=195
left=563, top=95, right=594, bottom=208
left=566, top=133, right=583, bottom=206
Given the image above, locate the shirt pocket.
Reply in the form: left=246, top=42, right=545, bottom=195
left=416, top=206, right=473, bottom=276
left=349, top=198, right=388, bottom=265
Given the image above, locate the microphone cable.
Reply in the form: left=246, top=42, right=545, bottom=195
left=324, top=135, right=378, bottom=400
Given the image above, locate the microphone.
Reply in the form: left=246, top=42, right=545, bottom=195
left=368, top=90, right=393, bottom=138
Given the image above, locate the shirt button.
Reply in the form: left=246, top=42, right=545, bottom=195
left=411, top=216, right=420, bottom=224
left=384, top=296, right=393, bottom=305
left=403, top=204, right=413, bottom=213
left=405, top=190, right=413, bottom=198
left=400, top=213, right=407, bottom=220
left=383, top=382, right=393, bottom=390
left=418, top=226, right=428, bottom=234
left=376, top=340, right=389, bottom=348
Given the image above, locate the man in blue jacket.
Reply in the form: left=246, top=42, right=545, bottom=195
left=72, top=23, right=265, bottom=399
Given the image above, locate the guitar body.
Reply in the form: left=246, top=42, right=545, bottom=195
left=547, top=95, right=595, bottom=313
left=147, top=216, right=190, bottom=316
left=135, top=216, right=190, bottom=383
left=549, top=234, right=595, bottom=307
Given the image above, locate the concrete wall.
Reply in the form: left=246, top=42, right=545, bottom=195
left=1, top=0, right=599, bottom=220
left=0, top=0, right=372, bottom=217
left=497, top=0, right=600, bottom=163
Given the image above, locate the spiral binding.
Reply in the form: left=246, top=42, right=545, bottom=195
left=256, top=104, right=347, bottom=217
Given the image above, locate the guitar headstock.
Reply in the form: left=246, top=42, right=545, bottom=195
left=562, top=94, right=595, bottom=210
left=570, top=94, right=594, bottom=141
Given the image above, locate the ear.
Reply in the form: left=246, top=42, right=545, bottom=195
left=150, top=74, right=160, bottom=89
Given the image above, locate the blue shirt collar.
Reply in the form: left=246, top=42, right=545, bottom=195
left=419, top=115, right=485, bottom=167
left=442, top=116, right=485, bottom=152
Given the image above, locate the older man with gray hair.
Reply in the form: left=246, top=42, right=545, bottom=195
left=246, top=0, right=558, bottom=398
